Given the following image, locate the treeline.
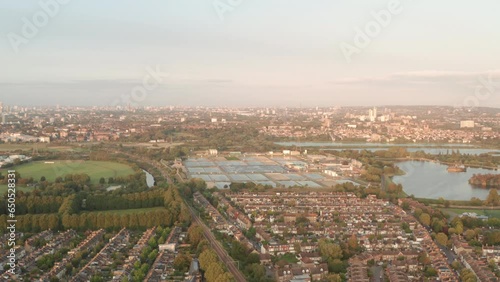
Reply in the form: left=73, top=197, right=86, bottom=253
left=469, top=174, right=500, bottom=188
left=363, top=147, right=499, bottom=168
left=0, top=171, right=149, bottom=198
left=0, top=207, right=185, bottom=232
left=60, top=209, right=177, bottom=231
left=198, top=249, right=233, bottom=282
left=0, top=187, right=191, bottom=233
left=0, top=195, right=63, bottom=215
left=60, top=187, right=188, bottom=216
left=0, top=214, right=60, bottom=232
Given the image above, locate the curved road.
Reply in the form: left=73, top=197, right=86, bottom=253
left=186, top=203, right=247, bottom=282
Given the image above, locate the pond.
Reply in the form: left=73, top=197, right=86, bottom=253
left=143, top=170, right=155, bottom=188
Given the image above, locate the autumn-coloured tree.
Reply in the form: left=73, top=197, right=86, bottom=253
left=435, top=233, right=448, bottom=246
left=348, top=234, right=359, bottom=250
left=485, top=189, right=500, bottom=206
left=419, top=213, right=431, bottom=226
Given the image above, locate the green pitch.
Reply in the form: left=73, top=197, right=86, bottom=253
left=1, top=160, right=136, bottom=184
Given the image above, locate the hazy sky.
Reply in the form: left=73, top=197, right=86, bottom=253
left=1, top=0, right=500, bottom=107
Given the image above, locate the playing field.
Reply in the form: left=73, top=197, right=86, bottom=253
left=0, top=161, right=136, bottom=184
left=82, top=207, right=166, bottom=215
left=440, top=208, right=500, bottom=219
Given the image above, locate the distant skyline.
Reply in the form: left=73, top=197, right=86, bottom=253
left=1, top=0, right=500, bottom=107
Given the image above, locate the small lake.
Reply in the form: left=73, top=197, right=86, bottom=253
left=143, top=170, right=155, bottom=187
left=393, top=161, right=500, bottom=200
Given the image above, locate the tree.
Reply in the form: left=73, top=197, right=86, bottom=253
left=187, top=224, right=204, bottom=247
left=244, top=263, right=267, bottom=282
left=464, top=229, right=476, bottom=241
left=485, top=189, right=500, bottom=206
left=470, top=197, right=483, bottom=206
left=174, top=253, right=191, bottom=273
left=444, top=200, right=450, bottom=208
left=425, top=267, right=437, bottom=277
left=326, top=274, right=342, bottom=282
left=460, top=268, right=478, bottom=282
left=418, top=252, right=431, bottom=265
left=205, top=262, right=225, bottom=282
left=436, top=233, right=448, bottom=246
left=419, top=213, right=431, bottom=226
left=455, top=221, right=464, bottom=234
left=318, top=239, right=343, bottom=260
left=216, top=272, right=233, bottom=282
left=348, top=234, right=359, bottom=250
left=99, top=177, right=106, bottom=185
left=199, top=249, right=218, bottom=270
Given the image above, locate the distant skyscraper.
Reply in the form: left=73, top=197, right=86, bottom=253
left=1, top=114, right=6, bottom=124
left=0, top=101, right=3, bottom=113
left=368, top=108, right=376, bottom=122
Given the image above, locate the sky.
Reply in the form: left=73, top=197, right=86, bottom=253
left=1, top=0, right=500, bottom=107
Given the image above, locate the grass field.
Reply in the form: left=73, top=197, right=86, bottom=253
left=81, top=207, right=166, bottom=215
left=440, top=208, right=500, bottom=219
left=0, top=161, right=135, bottom=184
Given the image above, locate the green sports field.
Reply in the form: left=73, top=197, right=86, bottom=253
left=440, top=208, right=500, bottom=219
left=82, top=207, right=166, bottom=215
left=0, top=160, right=136, bottom=184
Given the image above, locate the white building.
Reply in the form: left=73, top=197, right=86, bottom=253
left=460, top=120, right=475, bottom=128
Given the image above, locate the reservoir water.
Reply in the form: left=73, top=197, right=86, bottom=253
left=276, top=142, right=499, bottom=155
left=393, top=161, right=500, bottom=201
left=324, top=148, right=499, bottom=155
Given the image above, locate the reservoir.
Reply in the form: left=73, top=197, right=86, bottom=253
left=393, top=161, right=500, bottom=201
left=276, top=142, right=499, bottom=155
left=323, top=148, right=499, bottom=155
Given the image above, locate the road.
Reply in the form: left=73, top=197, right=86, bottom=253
left=371, top=266, right=383, bottom=282
left=186, top=203, right=247, bottom=282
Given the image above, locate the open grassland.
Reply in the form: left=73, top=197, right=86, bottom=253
left=81, top=207, right=166, bottom=215
left=0, top=161, right=135, bottom=184
left=440, top=208, right=500, bottom=219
